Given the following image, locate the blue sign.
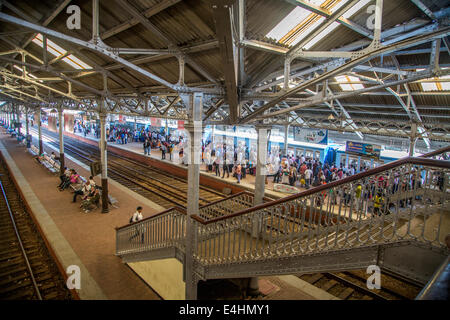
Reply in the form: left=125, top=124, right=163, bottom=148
left=346, top=141, right=381, bottom=159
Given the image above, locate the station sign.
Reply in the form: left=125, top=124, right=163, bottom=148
left=345, top=141, right=381, bottom=159
left=293, top=128, right=328, bottom=145
left=90, top=161, right=102, bottom=177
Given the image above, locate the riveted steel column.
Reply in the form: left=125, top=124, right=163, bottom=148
left=249, top=123, right=269, bottom=296
left=58, top=108, right=65, bottom=175
left=284, top=125, right=289, bottom=156
left=409, top=122, right=418, bottom=157
left=37, top=109, right=43, bottom=155
left=182, top=92, right=202, bottom=300
left=100, top=112, right=109, bottom=213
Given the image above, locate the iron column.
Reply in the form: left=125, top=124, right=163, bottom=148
left=284, top=125, right=289, bottom=156
left=99, top=112, right=109, bottom=213
left=409, top=122, right=418, bottom=157
left=58, top=108, right=65, bottom=175
left=182, top=93, right=202, bottom=300
left=37, top=109, right=43, bottom=155
left=248, top=123, right=269, bottom=296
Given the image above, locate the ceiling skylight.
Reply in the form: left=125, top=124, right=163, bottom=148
left=267, top=0, right=373, bottom=50
left=335, top=75, right=364, bottom=91
left=417, top=68, right=450, bottom=91
left=32, top=33, right=91, bottom=70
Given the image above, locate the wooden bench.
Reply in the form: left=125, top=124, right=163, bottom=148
left=29, top=145, right=38, bottom=156
left=42, top=155, right=58, bottom=174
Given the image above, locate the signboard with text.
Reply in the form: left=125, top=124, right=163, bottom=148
left=293, top=128, right=328, bottom=145
left=178, top=120, right=185, bottom=130
left=346, top=141, right=381, bottom=159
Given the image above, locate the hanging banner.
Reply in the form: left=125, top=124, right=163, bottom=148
left=48, top=116, right=57, bottom=132
left=346, top=141, right=381, bottom=159
left=178, top=120, right=185, bottom=130
left=151, top=118, right=162, bottom=127
left=119, top=115, right=125, bottom=123
left=64, top=114, right=75, bottom=133
left=293, top=128, right=328, bottom=145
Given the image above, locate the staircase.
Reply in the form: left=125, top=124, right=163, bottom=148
left=116, top=147, right=450, bottom=298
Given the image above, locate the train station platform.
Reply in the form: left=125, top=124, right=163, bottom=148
left=0, top=126, right=332, bottom=300
left=59, top=127, right=299, bottom=199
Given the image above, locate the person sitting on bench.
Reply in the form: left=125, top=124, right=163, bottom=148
left=81, top=186, right=100, bottom=213
left=73, top=180, right=93, bottom=203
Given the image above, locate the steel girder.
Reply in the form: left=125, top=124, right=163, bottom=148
left=239, top=25, right=450, bottom=123
left=0, top=11, right=222, bottom=94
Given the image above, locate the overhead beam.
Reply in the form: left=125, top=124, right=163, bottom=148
left=239, top=25, right=450, bottom=122
left=114, top=0, right=219, bottom=84
left=101, top=0, right=181, bottom=40
left=256, top=69, right=449, bottom=120
left=212, top=0, right=239, bottom=123
left=410, top=0, right=436, bottom=20
left=0, top=12, right=222, bottom=93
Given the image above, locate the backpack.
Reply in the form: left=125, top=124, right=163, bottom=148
left=129, top=215, right=134, bottom=224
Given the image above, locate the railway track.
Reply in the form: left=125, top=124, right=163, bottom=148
left=31, top=127, right=224, bottom=209
left=0, top=156, right=73, bottom=300
left=297, top=270, right=422, bottom=300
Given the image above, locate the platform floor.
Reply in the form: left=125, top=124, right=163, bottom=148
left=0, top=129, right=161, bottom=300
left=69, top=128, right=299, bottom=199
left=2, top=127, right=327, bottom=300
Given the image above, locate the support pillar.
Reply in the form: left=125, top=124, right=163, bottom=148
left=25, top=109, right=31, bottom=148
left=181, top=93, right=203, bottom=300
left=248, top=124, right=269, bottom=296
left=409, top=122, right=418, bottom=157
left=58, top=108, right=65, bottom=175
left=165, top=118, right=168, bottom=136
left=37, top=109, right=43, bottom=155
left=357, top=156, right=361, bottom=173
left=99, top=112, right=109, bottom=213
left=16, top=107, right=21, bottom=135
left=346, top=153, right=349, bottom=169
left=284, top=125, right=289, bottom=156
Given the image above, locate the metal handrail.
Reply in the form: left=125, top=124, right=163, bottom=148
left=0, top=181, right=42, bottom=300
left=415, top=255, right=450, bottom=300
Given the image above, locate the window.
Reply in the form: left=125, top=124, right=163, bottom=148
left=32, top=34, right=91, bottom=70
left=335, top=75, right=364, bottom=91
left=266, top=0, right=372, bottom=49
left=417, top=68, right=450, bottom=91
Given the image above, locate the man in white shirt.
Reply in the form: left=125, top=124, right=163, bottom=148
left=304, top=167, right=313, bottom=188
left=129, top=206, right=144, bottom=243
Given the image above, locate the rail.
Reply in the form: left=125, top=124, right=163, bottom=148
left=116, top=206, right=186, bottom=256
left=415, top=255, right=450, bottom=300
left=0, top=181, right=42, bottom=300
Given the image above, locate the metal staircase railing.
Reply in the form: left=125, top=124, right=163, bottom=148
left=115, top=146, right=450, bottom=280
left=116, top=206, right=187, bottom=257
left=191, top=157, right=449, bottom=266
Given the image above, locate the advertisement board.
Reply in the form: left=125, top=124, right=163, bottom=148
left=48, top=116, right=57, bottom=132
left=293, top=128, right=328, bottom=145
left=64, top=114, right=74, bottom=133
left=178, top=120, right=185, bottom=130
left=345, top=141, right=381, bottom=159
